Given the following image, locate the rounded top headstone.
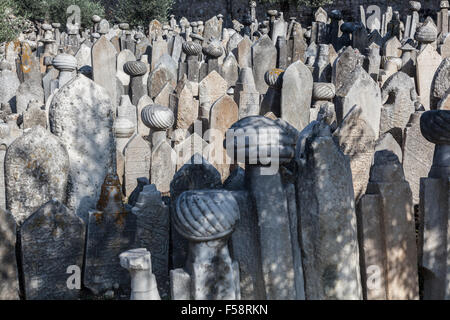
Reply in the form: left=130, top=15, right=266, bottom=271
left=174, top=190, right=240, bottom=242
left=52, top=53, right=77, bottom=72
left=123, top=61, right=147, bottom=76
left=225, top=115, right=296, bottom=165
left=420, top=110, right=450, bottom=144
left=141, top=104, right=174, bottom=130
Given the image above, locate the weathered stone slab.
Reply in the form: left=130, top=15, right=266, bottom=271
left=20, top=200, right=85, bottom=300
left=0, top=209, right=19, bottom=300
left=116, top=49, right=136, bottom=88
left=403, top=112, right=434, bottom=204
left=5, top=126, right=69, bottom=224
left=296, top=122, right=362, bottom=300
left=281, top=60, right=313, bottom=131
left=251, top=35, right=277, bottom=94
left=92, top=36, right=118, bottom=107
left=335, top=65, right=382, bottom=138
left=416, top=44, right=442, bottom=110
left=49, top=75, right=115, bottom=221
left=151, top=141, right=176, bottom=194
left=84, top=174, right=137, bottom=295
left=124, top=134, right=151, bottom=198
left=198, top=71, right=227, bottom=122
left=334, top=105, right=376, bottom=201
left=131, top=184, right=169, bottom=299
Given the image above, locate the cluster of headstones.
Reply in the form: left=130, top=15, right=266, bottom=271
left=0, top=0, right=450, bottom=300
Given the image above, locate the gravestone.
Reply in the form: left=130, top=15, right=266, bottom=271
left=20, top=200, right=85, bottom=300
left=0, top=209, right=19, bottom=300
left=131, top=184, right=170, bottom=299
left=335, top=65, right=382, bottom=138
left=116, top=49, right=136, bottom=88
left=124, top=134, right=151, bottom=198
left=281, top=60, right=313, bottom=131
left=431, top=58, right=450, bottom=109
left=198, top=71, right=228, bottom=122
left=92, top=36, right=118, bottom=107
left=235, top=67, right=260, bottom=119
left=296, top=122, right=362, bottom=300
left=5, top=126, right=69, bottom=224
left=49, top=75, right=115, bottom=221
left=416, top=44, right=442, bottom=110
left=84, top=173, right=137, bottom=295
left=251, top=35, right=277, bottom=94
left=334, top=105, right=376, bottom=201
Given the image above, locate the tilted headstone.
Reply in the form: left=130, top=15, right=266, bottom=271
left=20, top=200, right=85, bottom=300
left=296, top=121, right=362, bottom=300
left=5, top=126, right=69, bottom=224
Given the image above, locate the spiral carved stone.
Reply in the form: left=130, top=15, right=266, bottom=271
left=123, top=61, right=147, bottom=76
left=415, top=22, right=437, bottom=43
left=203, top=39, right=224, bottom=58
left=141, top=104, right=174, bottom=130
left=182, top=41, right=202, bottom=56
left=420, top=110, right=450, bottom=144
left=225, top=116, right=295, bottom=165
left=264, top=68, right=284, bottom=89
left=52, top=53, right=77, bottom=72
left=313, top=83, right=336, bottom=101
left=174, top=190, right=240, bottom=242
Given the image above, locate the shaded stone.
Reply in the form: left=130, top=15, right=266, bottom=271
left=169, top=154, right=222, bottom=269
left=358, top=151, right=419, bottom=299
left=16, top=78, right=44, bottom=114
left=151, top=141, right=176, bottom=195
left=431, top=58, right=450, bottom=109
left=334, top=105, right=376, bottom=201
left=198, top=71, right=227, bottom=122
left=332, top=46, right=364, bottom=92
left=234, top=67, right=260, bottom=119
left=296, top=122, right=362, bottom=300
left=0, top=209, right=19, bottom=300
left=84, top=173, right=137, bottom=295
left=131, top=184, right=169, bottom=299
left=20, top=200, right=85, bottom=300
left=221, top=52, right=239, bottom=88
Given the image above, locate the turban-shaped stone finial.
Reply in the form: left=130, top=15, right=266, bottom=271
left=141, top=104, right=174, bottom=131
left=174, top=190, right=240, bottom=242
left=52, top=53, right=77, bottom=72
left=225, top=115, right=295, bottom=165
left=313, top=83, right=336, bottom=101
left=203, top=38, right=224, bottom=58
left=420, top=110, right=450, bottom=144
left=123, top=61, right=147, bottom=77
left=415, top=21, right=437, bottom=44
left=264, top=68, right=284, bottom=89
left=182, top=41, right=202, bottom=56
